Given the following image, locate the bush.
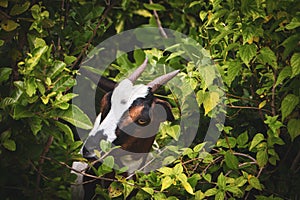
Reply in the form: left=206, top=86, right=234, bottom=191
left=0, top=0, right=299, bottom=199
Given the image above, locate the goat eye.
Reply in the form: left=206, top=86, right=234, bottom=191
left=137, top=118, right=149, bottom=125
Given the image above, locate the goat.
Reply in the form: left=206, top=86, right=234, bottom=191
left=72, top=58, right=179, bottom=199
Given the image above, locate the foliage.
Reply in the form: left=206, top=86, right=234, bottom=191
left=0, top=0, right=299, bottom=199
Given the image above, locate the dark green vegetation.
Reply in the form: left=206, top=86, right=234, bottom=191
left=0, top=0, right=299, bottom=199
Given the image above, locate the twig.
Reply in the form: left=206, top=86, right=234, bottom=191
left=149, top=0, right=168, bottom=38
left=271, top=73, right=277, bottom=116
left=227, top=105, right=273, bottom=114
left=35, top=136, right=54, bottom=199
left=233, top=152, right=257, bottom=164
left=291, top=149, right=300, bottom=172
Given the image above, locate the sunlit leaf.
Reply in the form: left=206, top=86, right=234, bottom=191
left=142, top=187, right=154, bottom=195
left=203, top=91, right=220, bottom=115
left=249, top=133, right=264, bottom=151
left=161, top=176, right=173, bottom=191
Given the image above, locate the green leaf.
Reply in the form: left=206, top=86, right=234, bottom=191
left=0, top=67, right=12, bottom=83
left=58, top=104, right=93, bottom=130
left=290, top=53, right=300, bottom=78
left=100, top=140, right=112, bottom=152
left=286, top=17, right=300, bottom=30
left=257, top=150, right=268, bottom=168
left=53, top=76, right=76, bottom=92
left=193, top=142, right=206, bottom=152
left=33, top=37, right=46, bottom=48
left=225, top=61, right=242, bottom=86
left=108, top=182, right=123, bottom=198
left=64, top=55, right=77, bottom=65
left=257, top=47, right=277, bottom=69
left=226, top=186, right=243, bottom=196
left=195, top=190, right=205, bottom=200
left=217, top=137, right=237, bottom=149
left=103, top=156, right=114, bottom=168
left=275, top=66, right=291, bottom=87
left=55, top=121, right=74, bottom=142
left=48, top=61, right=66, bottom=78
left=167, top=125, right=180, bottom=141
left=142, top=187, right=154, bottom=195
left=203, top=91, right=220, bottom=115
left=237, top=131, right=248, bottom=147
left=158, top=166, right=173, bottom=176
left=239, top=44, right=257, bottom=66
left=25, top=77, right=37, bottom=97
left=133, top=9, right=152, bottom=18
left=123, top=180, right=135, bottom=199
left=1, top=19, right=19, bottom=31
left=287, top=119, right=300, bottom=141
left=225, top=151, right=239, bottom=170
left=161, top=176, right=173, bottom=191
left=29, top=117, right=42, bottom=135
left=10, top=1, right=30, bottom=16
left=204, top=188, right=218, bottom=197
left=181, top=180, right=194, bottom=195
left=217, top=173, right=226, bottom=189
left=248, top=176, right=262, bottom=190
left=3, top=139, right=16, bottom=151
left=143, top=3, right=166, bottom=11
left=202, top=173, right=212, bottom=183
left=0, top=0, right=8, bottom=7
left=215, top=191, right=225, bottom=200
left=281, top=94, right=299, bottom=121
left=26, top=46, right=48, bottom=72
left=249, top=133, right=264, bottom=151
left=188, top=174, right=201, bottom=188
left=13, top=105, right=34, bottom=119
left=173, top=163, right=183, bottom=175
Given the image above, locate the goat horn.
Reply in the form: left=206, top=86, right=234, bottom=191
left=147, top=70, right=180, bottom=92
left=128, top=57, right=148, bottom=82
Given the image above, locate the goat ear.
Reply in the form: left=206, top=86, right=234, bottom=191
left=153, top=97, right=175, bottom=122
left=98, top=76, right=116, bottom=92
left=99, top=92, right=112, bottom=120
left=80, top=67, right=117, bottom=92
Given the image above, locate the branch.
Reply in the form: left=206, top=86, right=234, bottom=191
left=35, top=136, right=54, bottom=198
left=149, top=0, right=168, bottom=38
left=227, top=104, right=273, bottom=114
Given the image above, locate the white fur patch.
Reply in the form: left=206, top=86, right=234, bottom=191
left=87, top=79, right=149, bottom=142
